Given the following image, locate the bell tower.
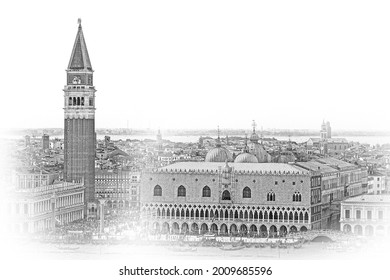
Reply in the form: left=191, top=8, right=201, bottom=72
left=63, top=19, right=96, bottom=206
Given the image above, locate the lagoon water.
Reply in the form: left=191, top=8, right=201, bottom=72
left=8, top=237, right=390, bottom=260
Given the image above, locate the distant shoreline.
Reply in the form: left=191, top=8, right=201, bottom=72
left=3, top=128, right=390, bottom=138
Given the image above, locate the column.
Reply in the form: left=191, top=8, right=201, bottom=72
left=99, top=199, right=106, bottom=235
left=51, top=194, right=56, bottom=231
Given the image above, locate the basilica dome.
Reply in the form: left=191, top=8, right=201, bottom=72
left=234, top=152, right=259, bottom=163
left=248, top=142, right=270, bottom=163
left=205, top=147, right=233, bottom=162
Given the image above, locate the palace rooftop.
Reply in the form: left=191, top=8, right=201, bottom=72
left=155, top=162, right=309, bottom=174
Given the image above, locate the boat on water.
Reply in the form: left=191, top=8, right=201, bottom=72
left=57, top=245, right=80, bottom=251
left=278, top=243, right=288, bottom=249
left=293, top=242, right=303, bottom=249
left=167, top=246, right=198, bottom=252
left=219, top=244, right=246, bottom=251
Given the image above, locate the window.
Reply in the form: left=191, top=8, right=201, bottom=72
left=275, top=181, right=278, bottom=185
left=356, top=210, right=361, bottom=219
left=267, top=191, right=275, bottom=202
left=89, top=98, right=93, bottom=106
left=367, top=211, right=372, bottom=220
left=153, top=185, right=162, bottom=196
left=178, top=185, right=186, bottom=197
left=243, top=187, right=251, bottom=198
left=378, top=211, right=383, bottom=220
left=222, top=190, right=231, bottom=200
left=345, top=210, right=350, bottom=219
left=202, top=186, right=211, bottom=197
left=293, top=192, right=301, bottom=202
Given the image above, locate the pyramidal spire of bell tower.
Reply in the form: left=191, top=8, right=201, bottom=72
left=68, top=19, right=92, bottom=71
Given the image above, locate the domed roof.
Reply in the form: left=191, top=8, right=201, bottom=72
left=248, top=142, right=270, bottom=163
left=250, top=132, right=260, bottom=143
left=234, top=153, right=259, bottom=163
left=249, top=120, right=260, bottom=143
left=205, top=147, right=233, bottom=162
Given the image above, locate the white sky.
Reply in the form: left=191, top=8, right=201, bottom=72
left=1, top=0, right=390, bottom=131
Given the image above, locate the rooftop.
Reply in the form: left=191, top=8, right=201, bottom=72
left=294, top=161, right=338, bottom=174
left=157, top=162, right=309, bottom=174
left=315, top=157, right=356, bottom=169
left=344, top=194, right=390, bottom=204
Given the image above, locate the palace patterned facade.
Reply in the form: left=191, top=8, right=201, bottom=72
left=140, top=162, right=314, bottom=236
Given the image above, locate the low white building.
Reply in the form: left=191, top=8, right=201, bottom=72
left=367, top=171, right=386, bottom=195
left=340, top=194, right=390, bottom=236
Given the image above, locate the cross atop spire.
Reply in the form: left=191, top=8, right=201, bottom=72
left=252, top=120, right=257, bottom=133
left=216, top=126, right=221, bottom=147
left=68, top=19, right=93, bottom=71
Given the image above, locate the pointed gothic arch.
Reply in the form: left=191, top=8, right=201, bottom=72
left=153, top=185, right=162, bottom=196
left=202, top=186, right=211, bottom=197
left=177, top=185, right=186, bottom=197
left=243, top=187, right=251, bottom=198
left=222, top=190, right=231, bottom=200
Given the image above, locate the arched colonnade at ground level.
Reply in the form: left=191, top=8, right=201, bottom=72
left=142, top=204, right=310, bottom=224
left=342, top=224, right=390, bottom=237
left=147, top=221, right=308, bottom=237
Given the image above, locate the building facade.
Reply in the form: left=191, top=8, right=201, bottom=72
left=296, top=158, right=367, bottom=230
left=42, top=134, right=50, bottom=150
left=63, top=20, right=96, bottom=205
left=95, top=170, right=141, bottom=210
left=1, top=172, right=85, bottom=234
left=140, top=162, right=313, bottom=236
left=340, top=194, right=390, bottom=236
left=367, top=170, right=386, bottom=195
left=307, top=121, right=349, bottom=156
